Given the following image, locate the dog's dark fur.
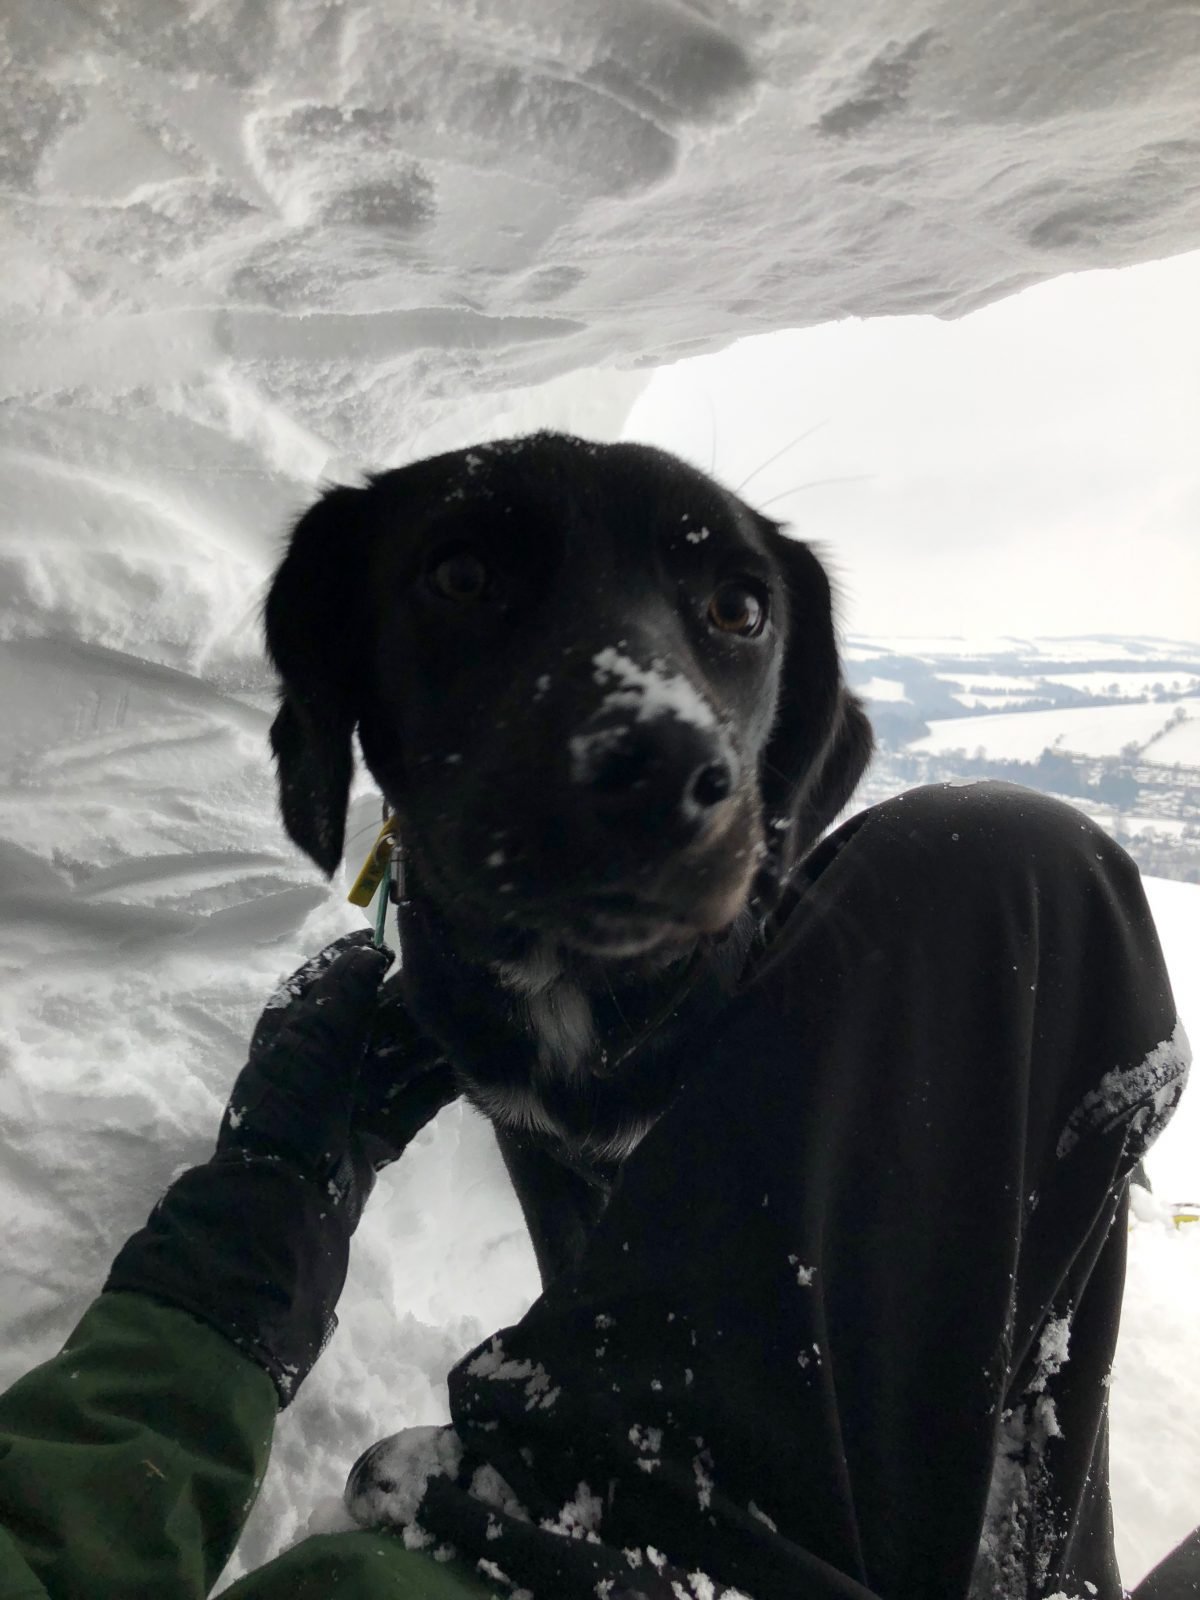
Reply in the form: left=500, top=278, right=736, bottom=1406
left=265, top=433, right=872, bottom=1282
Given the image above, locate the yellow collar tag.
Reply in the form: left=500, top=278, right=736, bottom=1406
left=347, top=817, right=400, bottom=908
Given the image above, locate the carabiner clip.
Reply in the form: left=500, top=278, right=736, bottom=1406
left=372, top=853, right=392, bottom=947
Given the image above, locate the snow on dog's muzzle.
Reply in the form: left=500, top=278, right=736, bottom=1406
left=569, top=649, right=739, bottom=850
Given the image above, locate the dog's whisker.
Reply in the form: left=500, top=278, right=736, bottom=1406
left=754, top=473, right=870, bottom=513
left=345, top=815, right=386, bottom=852
left=760, top=753, right=797, bottom=792
left=734, top=420, right=828, bottom=496
left=602, top=970, right=635, bottom=1042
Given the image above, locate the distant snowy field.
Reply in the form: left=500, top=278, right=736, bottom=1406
left=911, top=698, right=1200, bottom=763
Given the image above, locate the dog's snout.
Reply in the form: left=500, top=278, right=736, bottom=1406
left=571, top=716, right=738, bottom=840
left=579, top=731, right=647, bottom=797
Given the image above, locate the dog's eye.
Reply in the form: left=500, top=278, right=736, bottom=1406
left=707, top=580, right=767, bottom=637
left=428, top=549, right=489, bottom=603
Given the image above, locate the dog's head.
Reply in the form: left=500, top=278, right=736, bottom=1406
left=265, top=433, right=871, bottom=963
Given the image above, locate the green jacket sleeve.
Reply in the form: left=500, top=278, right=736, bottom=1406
left=0, top=1290, right=277, bottom=1600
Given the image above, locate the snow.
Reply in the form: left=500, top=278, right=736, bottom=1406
left=1111, top=1200, right=1200, bottom=1586
left=343, top=1423, right=463, bottom=1530
left=1137, top=880, right=1200, bottom=1203
left=471, top=1463, right=532, bottom=1525
left=630, top=1423, right=665, bottom=1457
left=857, top=676, right=910, bottom=703
left=1055, top=1021, right=1190, bottom=1161
left=1046, top=672, right=1200, bottom=700
left=591, top=647, right=719, bottom=731
left=909, top=699, right=1200, bottom=763
left=541, top=1481, right=604, bottom=1542
left=972, top=1305, right=1072, bottom=1596
left=1105, top=877, right=1200, bottom=1585
left=7, top=0, right=1200, bottom=517
left=1032, top=1315, right=1073, bottom=1394
left=956, top=693, right=1042, bottom=712
left=3, top=1, right=1200, bottom=1592
left=693, top=1450, right=715, bottom=1512
left=748, top=1502, right=778, bottom=1534
left=866, top=638, right=1200, bottom=668
left=940, top=677, right=1046, bottom=694
left=1150, top=715, right=1200, bottom=765
left=465, top=1337, right=560, bottom=1410
left=1112, top=816, right=1190, bottom=841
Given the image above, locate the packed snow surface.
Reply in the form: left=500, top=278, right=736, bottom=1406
left=4, top=0, right=1200, bottom=1593
left=6, top=0, right=1200, bottom=511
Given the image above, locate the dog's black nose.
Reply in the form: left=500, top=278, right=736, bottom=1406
left=689, top=759, right=733, bottom=809
left=571, top=717, right=738, bottom=839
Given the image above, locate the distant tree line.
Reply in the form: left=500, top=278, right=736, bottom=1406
left=858, top=746, right=1200, bottom=885
left=876, top=747, right=1139, bottom=807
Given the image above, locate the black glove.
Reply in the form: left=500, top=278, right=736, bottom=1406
left=106, top=932, right=458, bottom=1404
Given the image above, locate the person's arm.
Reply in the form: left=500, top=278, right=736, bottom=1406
left=0, top=934, right=457, bottom=1600
left=0, top=1291, right=275, bottom=1600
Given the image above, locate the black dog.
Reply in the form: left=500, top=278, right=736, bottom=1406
left=264, top=432, right=872, bottom=1283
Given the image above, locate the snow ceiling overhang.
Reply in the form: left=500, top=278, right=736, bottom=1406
left=5, top=0, right=1200, bottom=468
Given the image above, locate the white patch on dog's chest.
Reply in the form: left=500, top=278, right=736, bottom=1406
left=526, top=979, right=596, bottom=1076
left=493, top=942, right=596, bottom=1077
left=487, top=940, right=664, bottom=1157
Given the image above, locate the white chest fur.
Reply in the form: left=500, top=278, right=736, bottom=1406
left=494, top=939, right=597, bottom=1077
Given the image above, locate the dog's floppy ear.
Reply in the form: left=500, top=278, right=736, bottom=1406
left=264, top=484, right=374, bottom=876
left=757, top=522, right=874, bottom=894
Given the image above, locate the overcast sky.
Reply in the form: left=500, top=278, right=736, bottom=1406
left=624, top=250, right=1200, bottom=646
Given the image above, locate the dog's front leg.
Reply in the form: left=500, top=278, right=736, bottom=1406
left=495, top=1130, right=611, bottom=1288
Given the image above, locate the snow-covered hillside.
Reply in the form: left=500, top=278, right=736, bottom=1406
left=4, top=1, right=1200, bottom=1593
left=838, top=635, right=1200, bottom=886
left=911, top=699, right=1200, bottom=764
